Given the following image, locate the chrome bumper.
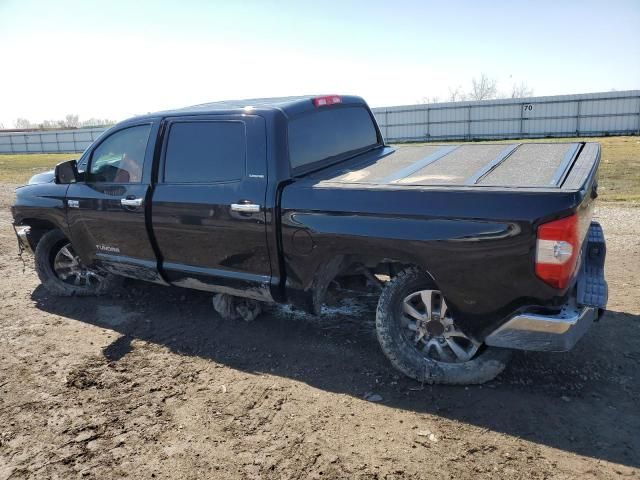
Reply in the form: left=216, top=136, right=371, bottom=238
left=485, top=221, right=607, bottom=352
left=14, top=225, right=34, bottom=254
left=485, top=303, right=598, bottom=352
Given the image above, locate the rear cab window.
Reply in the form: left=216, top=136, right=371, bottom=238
left=163, top=121, right=245, bottom=183
left=288, top=106, right=380, bottom=173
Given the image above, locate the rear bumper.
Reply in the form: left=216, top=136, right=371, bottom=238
left=485, top=222, right=607, bottom=352
left=485, top=302, right=599, bottom=351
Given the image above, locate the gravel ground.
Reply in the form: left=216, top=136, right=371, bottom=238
left=0, top=183, right=638, bottom=479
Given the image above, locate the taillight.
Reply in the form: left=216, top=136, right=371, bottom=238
left=535, top=214, right=579, bottom=289
left=313, top=95, right=342, bottom=107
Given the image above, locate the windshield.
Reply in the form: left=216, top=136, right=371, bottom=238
left=288, top=106, right=379, bottom=172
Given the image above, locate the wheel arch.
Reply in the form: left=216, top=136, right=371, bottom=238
left=16, top=218, right=63, bottom=251
left=307, top=252, right=438, bottom=315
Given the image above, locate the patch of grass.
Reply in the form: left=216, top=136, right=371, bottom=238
left=594, top=136, right=640, bottom=202
left=394, top=136, right=640, bottom=202
left=0, top=153, right=79, bottom=184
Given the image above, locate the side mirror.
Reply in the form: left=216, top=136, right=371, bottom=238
left=54, top=160, right=80, bottom=184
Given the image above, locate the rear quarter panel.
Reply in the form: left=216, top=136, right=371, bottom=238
left=280, top=183, right=584, bottom=339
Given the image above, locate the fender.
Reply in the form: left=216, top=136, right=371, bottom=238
left=11, top=183, right=71, bottom=244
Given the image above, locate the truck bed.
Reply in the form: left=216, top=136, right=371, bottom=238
left=311, top=142, right=599, bottom=190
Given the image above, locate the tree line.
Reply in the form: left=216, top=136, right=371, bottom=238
left=420, top=73, right=534, bottom=104
left=7, top=115, right=115, bottom=130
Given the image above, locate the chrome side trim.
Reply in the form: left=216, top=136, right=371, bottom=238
left=485, top=303, right=597, bottom=352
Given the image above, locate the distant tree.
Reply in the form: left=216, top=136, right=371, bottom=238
left=421, top=76, right=535, bottom=104
left=468, top=73, right=498, bottom=101
left=15, top=118, right=34, bottom=129
left=448, top=86, right=466, bottom=102
left=419, top=95, right=441, bottom=104
left=39, top=115, right=82, bottom=129
left=510, top=82, right=534, bottom=99
left=40, top=119, right=62, bottom=129
left=80, top=118, right=116, bottom=127
left=0, top=122, right=4, bottom=130
left=64, top=114, right=80, bottom=128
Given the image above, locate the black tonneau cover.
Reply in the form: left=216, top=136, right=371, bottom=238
left=315, top=142, right=599, bottom=190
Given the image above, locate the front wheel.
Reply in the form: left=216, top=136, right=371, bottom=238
left=34, top=229, right=120, bottom=296
left=376, top=267, right=511, bottom=385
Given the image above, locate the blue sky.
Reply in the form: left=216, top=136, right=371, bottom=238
left=1, top=0, right=638, bottom=126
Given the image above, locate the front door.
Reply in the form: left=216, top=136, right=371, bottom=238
left=66, top=121, right=164, bottom=283
left=151, top=115, right=271, bottom=300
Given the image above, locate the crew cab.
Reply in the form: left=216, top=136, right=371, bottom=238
left=11, top=95, right=608, bottom=384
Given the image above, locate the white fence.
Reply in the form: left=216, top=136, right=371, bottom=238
left=371, top=90, right=640, bottom=142
left=1, top=90, right=639, bottom=153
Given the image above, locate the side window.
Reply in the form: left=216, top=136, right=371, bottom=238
left=89, top=125, right=151, bottom=183
left=163, top=121, right=245, bottom=183
left=77, top=154, right=88, bottom=173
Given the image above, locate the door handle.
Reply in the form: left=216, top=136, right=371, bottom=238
left=121, top=197, right=143, bottom=208
left=230, top=203, right=260, bottom=213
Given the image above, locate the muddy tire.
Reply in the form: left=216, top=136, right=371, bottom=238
left=35, top=229, right=119, bottom=297
left=376, top=267, right=511, bottom=385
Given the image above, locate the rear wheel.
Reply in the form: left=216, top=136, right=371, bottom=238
left=376, top=267, right=511, bottom=385
left=35, top=229, right=119, bottom=296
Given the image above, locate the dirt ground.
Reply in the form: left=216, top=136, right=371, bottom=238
left=0, top=182, right=638, bottom=480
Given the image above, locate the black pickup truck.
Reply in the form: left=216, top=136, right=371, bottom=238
left=11, top=95, right=608, bottom=384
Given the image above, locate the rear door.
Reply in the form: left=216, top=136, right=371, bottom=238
left=151, top=115, right=272, bottom=301
left=66, top=121, right=164, bottom=283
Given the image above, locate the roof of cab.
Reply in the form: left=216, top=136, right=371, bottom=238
left=133, top=95, right=367, bottom=122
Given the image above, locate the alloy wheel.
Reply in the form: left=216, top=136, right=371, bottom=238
left=401, top=289, right=480, bottom=363
left=53, top=243, right=104, bottom=288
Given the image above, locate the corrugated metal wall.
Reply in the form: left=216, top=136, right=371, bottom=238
left=0, top=90, right=638, bottom=153
left=372, top=90, right=640, bottom=142
left=0, top=127, right=106, bottom=154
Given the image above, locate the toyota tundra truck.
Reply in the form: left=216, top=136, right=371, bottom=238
left=11, top=95, right=608, bottom=384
